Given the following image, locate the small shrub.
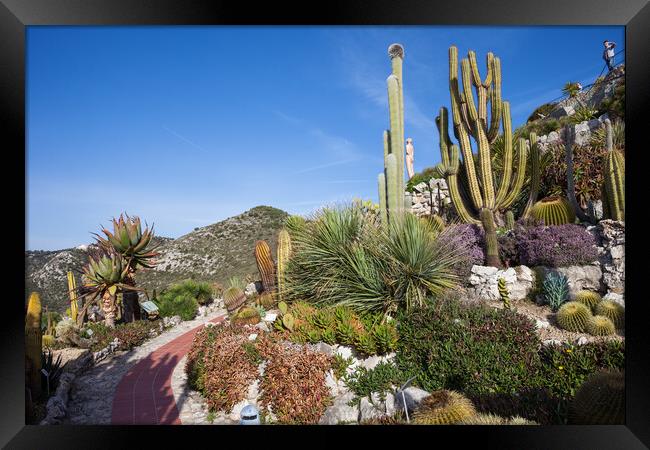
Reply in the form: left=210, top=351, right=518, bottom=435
left=406, top=164, right=446, bottom=192
left=156, top=292, right=199, bottom=321
left=516, top=224, right=598, bottom=267
left=527, top=103, right=556, bottom=123
left=343, top=361, right=406, bottom=405
left=570, top=106, right=598, bottom=124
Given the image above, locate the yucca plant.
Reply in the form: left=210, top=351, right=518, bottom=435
left=80, top=251, right=131, bottom=328
left=93, top=213, right=159, bottom=270
left=562, top=81, right=581, bottom=98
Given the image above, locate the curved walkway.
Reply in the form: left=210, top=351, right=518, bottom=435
left=111, top=314, right=225, bottom=425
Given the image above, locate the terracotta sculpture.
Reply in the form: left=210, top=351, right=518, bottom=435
left=406, top=137, right=415, bottom=179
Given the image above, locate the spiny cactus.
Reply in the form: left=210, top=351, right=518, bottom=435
left=67, top=271, right=78, bottom=323
left=457, top=413, right=505, bottom=425
left=282, top=313, right=295, bottom=331
left=278, top=301, right=288, bottom=315
left=586, top=315, right=616, bottom=336
left=256, top=292, right=277, bottom=309
left=564, top=125, right=594, bottom=223
left=497, top=277, right=510, bottom=309
left=602, top=119, right=624, bottom=221
left=504, top=210, right=515, bottom=231
left=574, top=290, right=602, bottom=312
left=25, top=292, right=43, bottom=399
left=377, top=44, right=406, bottom=227
left=507, top=416, right=539, bottom=425
left=276, top=229, right=292, bottom=303
left=595, top=300, right=625, bottom=329
left=556, top=301, right=592, bottom=332
left=412, top=390, right=477, bottom=425
left=223, top=286, right=247, bottom=314
left=42, top=334, right=55, bottom=348
left=530, top=196, right=576, bottom=226
left=231, top=306, right=261, bottom=326
left=255, top=240, right=276, bottom=292
left=436, top=46, right=534, bottom=267
left=522, top=132, right=541, bottom=218
left=569, top=369, right=624, bottom=424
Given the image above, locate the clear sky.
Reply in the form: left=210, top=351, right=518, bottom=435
left=26, top=25, right=624, bottom=250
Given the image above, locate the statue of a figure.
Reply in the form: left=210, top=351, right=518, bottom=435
left=405, top=137, right=415, bottom=179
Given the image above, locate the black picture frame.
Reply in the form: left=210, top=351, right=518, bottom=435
left=4, top=0, right=649, bottom=447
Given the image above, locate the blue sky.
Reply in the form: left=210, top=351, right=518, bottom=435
left=26, top=26, right=624, bottom=250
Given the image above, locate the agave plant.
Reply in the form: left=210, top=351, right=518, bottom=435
left=81, top=251, right=133, bottom=327
left=93, top=213, right=159, bottom=270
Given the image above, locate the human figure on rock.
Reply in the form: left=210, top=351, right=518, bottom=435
left=406, top=137, right=415, bottom=179
left=603, top=40, right=616, bottom=72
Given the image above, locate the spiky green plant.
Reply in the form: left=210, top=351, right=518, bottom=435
left=570, top=106, right=598, bottom=124
left=435, top=46, right=538, bottom=267
left=354, top=331, right=377, bottom=356
left=569, top=369, right=624, bottom=424
left=556, top=301, right=592, bottom=332
left=336, top=320, right=357, bottom=346
left=601, top=120, right=625, bottom=221
left=223, top=286, right=246, bottom=314
left=586, top=315, right=616, bottom=336
left=278, top=301, right=288, bottom=315
left=530, top=196, right=576, bottom=225
left=255, top=240, right=276, bottom=292
left=595, top=300, right=625, bottom=329
left=562, top=81, right=581, bottom=98
left=276, top=229, right=292, bottom=303
left=542, top=272, right=569, bottom=312
left=507, top=416, right=539, bottom=425
left=372, top=323, right=398, bottom=354
left=25, top=292, right=43, bottom=399
left=42, top=334, right=55, bottom=348
left=306, top=328, right=322, bottom=344
left=574, top=290, right=602, bottom=312
left=412, top=390, right=477, bottom=425
left=93, top=213, right=159, bottom=270
left=309, top=309, right=335, bottom=330
left=256, top=292, right=277, bottom=309
left=282, top=313, right=295, bottom=331
left=591, top=119, right=625, bottom=151
left=227, top=276, right=246, bottom=291
left=231, top=306, right=261, bottom=326
left=321, top=327, right=337, bottom=345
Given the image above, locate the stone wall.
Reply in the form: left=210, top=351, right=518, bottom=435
left=407, top=178, right=455, bottom=218
left=536, top=114, right=611, bottom=153
left=588, top=220, right=625, bottom=305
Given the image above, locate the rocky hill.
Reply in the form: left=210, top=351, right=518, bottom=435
left=25, top=205, right=288, bottom=313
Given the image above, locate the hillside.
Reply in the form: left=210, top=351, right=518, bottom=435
left=25, top=205, right=288, bottom=313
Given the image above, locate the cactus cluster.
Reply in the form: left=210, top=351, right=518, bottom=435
left=254, top=240, right=276, bottom=293
left=601, top=119, right=625, bottom=221
left=434, top=46, right=540, bottom=267
left=595, top=300, right=625, bottom=329
left=256, top=292, right=277, bottom=309
left=412, top=390, right=477, bottom=425
left=378, top=44, right=406, bottom=227
left=25, top=292, right=43, bottom=399
left=569, top=369, right=624, bottom=424
left=276, top=229, right=292, bottom=302
left=530, top=196, right=576, bottom=226
left=555, top=301, right=591, bottom=332
left=223, top=286, right=247, bottom=314
left=574, top=290, right=602, bottom=312
left=458, top=413, right=538, bottom=425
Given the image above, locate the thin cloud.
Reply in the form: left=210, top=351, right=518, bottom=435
left=163, top=126, right=208, bottom=154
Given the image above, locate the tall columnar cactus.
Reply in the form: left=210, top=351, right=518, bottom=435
left=522, top=132, right=541, bottom=218
left=276, top=229, right=292, bottom=303
left=437, top=46, right=533, bottom=267
left=504, top=210, right=515, bottom=231
left=530, top=196, right=576, bottom=225
left=25, top=292, right=43, bottom=399
left=254, top=240, right=276, bottom=292
left=67, top=271, right=78, bottom=322
left=602, top=120, right=625, bottom=221
left=377, top=44, right=406, bottom=227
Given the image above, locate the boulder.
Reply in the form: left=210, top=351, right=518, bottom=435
left=536, top=265, right=604, bottom=297
left=467, top=265, right=535, bottom=301
left=573, top=122, right=592, bottom=146
left=318, top=391, right=359, bottom=425
left=359, top=393, right=396, bottom=422
left=550, top=105, right=574, bottom=119
left=335, top=345, right=354, bottom=360
left=245, top=281, right=263, bottom=297
left=604, top=291, right=625, bottom=307
left=358, top=353, right=396, bottom=371
left=393, top=386, right=430, bottom=415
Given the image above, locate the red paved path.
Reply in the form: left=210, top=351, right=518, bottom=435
left=111, top=315, right=225, bottom=425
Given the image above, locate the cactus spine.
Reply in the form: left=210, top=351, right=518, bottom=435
left=67, top=271, right=78, bottom=323
left=254, top=240, right=276, bottom=292
left=602, top=119, right=625, bottom=221
left=276, top=229, right=292, bottom=303
left=530, top=196, right=576, bottom=225
left=438, top=46, right=529, bottom=267
left=378, top=44, right=406, bottom=227
left=25, top=292, right=42, bottom=399
left=570, top=369, right=624, bottom=424
left=497, top=277, right=510, bottom=309
left=556, top=301, right=592, bottom=332
left=504, top=210, right=515, bottom=231
left=412, top=390, right=477, bottom=425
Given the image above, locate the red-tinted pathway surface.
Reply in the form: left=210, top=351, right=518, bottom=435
left=111, top=315, right=225, bottom=425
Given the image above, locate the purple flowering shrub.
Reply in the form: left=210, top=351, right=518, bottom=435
left=438, top=223, right=485, bottom=276
left=516, top=224, right=598, bottom=267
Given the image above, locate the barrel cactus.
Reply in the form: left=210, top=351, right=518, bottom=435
left=457, top=413, right=505, bottom=425
left=569, top=369, right=624, bottom=424
left=586, top=315, right=616, bottom=336
left=574, top=290, right=602, bottom=312
left=556, top=301, right=592, bottom=332
left=530, top=196, right=576, bottom=225
left=254, top=240, right=276, bottom=292
left=256, top=292, right=277, bottom=309
left=412, top=390, right=477, bottom=425
left=595, top=300, right=625, bottom=329
left=231, top=307, right=261, bottom=327
left=223, top=286, right=247, bottom=314
left=507, top=416, right=539, bottom=425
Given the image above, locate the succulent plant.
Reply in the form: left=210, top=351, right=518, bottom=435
left=542, top=271, right=569, bottom=312
left=595, top=300, right=625, bottom=329
left=42, top=334, right=55, bottom=348
left=586, top=315, right=616, bottom=336
left=276, top=229, right=292, bottom=302
left=278, top=301, right=288, bottom=315
left=256, top=292, right=277, bottom=309
left=601, top=120, right=624, bottom=221
left=231, top=306, right=261, bottom=326
left=25, top=292, right=43, bottom=398
left=574, top=290, right=602, bottom=312
left=530, top=196, right=576, bottom=226
left=336, top=320, right=357, bottom=346
left=223, top=286, right=247, bottom=314
left=412, top=390, right=477, bottom=425
left=306, top=329, right=322, bottom=344
left=309, top=309, right=335, bottom=330
left=497, top=277, right=510, bottom=309
left=321, top=327, right=337, bottom=345
left=556, top=301, right=592, bottom=332
left=93, top=213, right=159, bottom=270
left=282, top=313, right=295, bottom=331
left=66, top=271, right=78, bottom=323
left=506, top=416, right=539, bottom=425
left=504, top=210, right=515, bottom=231
left=354, top=331, right=377, bottom=356
left=457, top=413, right=505, bottom=425
left=254, top=240, right=276, bottom=292
left=334, top=305, right=353, bottom=323
left=569, top=369, right=624, bottom=424
left=372, top=323, right=398, bottom=354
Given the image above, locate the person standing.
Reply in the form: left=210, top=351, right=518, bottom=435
left=405, top=137, right=415, bottom=179
left=603, top=40, right=616, bottom=72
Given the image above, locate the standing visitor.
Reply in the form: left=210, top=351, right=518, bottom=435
left=603, top=40, right=616, bottom=72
